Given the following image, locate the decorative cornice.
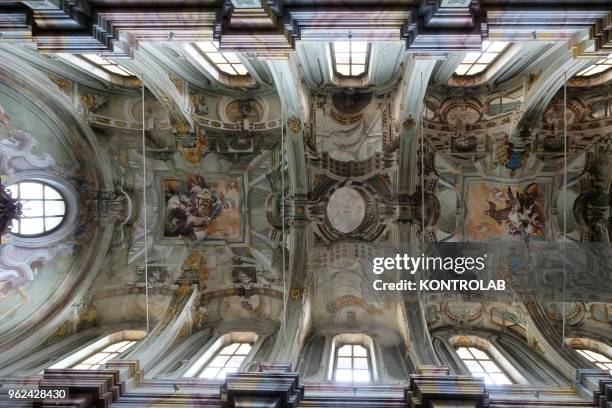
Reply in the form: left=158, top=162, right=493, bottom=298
left=39, top=368, right=125, bottom=408
left=221, top=363, right=304, bottom=408
left=406, top=365, right=488, bottom=407
left=405, top=0, right=487, bottom=52
left=215, top=0, right=294, bottom=59
left=0, top=9, right=31, bottom=42
left=1, top=3, right=611, bottom=55
left=15, top=363, right=612, bottom=406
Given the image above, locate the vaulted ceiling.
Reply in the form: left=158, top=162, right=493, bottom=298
left=0, top=1, right=610, bottom=400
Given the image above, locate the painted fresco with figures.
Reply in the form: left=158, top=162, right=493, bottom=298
left=466, top=181, right=547, bottom=242
left=163, top=173, right=242, bottom=242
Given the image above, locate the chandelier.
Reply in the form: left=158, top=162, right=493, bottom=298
left=0, top=182, right=21, bottom=236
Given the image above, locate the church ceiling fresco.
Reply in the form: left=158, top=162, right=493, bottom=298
left=0, top=92, right=72, bottom=171
left=162, top=173, right=243, bottom=242
left=465, top=181, right=548, bottom=242
left=0, top=2, right=610, bottom=399
left=0, top=76, right=109, bottom=340
left=0, top=42, right=288, bottom=340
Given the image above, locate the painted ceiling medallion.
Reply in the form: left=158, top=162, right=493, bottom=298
left=326, top=187, right=366, bottom=234
left=225, top=98, right=264, bottom=123
left=440, top=98, right=482, bottom=125
left=543, top=100, right=584, bottom=126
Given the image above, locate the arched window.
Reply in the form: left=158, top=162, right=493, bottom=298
left=327, top=334, right=377, bottom=383
left=333, top=343, right=372, bottom=382
left=48, top=330, right=145, bottom=371
left=183, top=332, right=258, bottom=380
left=454, top=41, right=509, bottom=76
left=576, top=349, right=612, bottom=374
left=575, top=56, right=612, bottom=77
left=7, top=181, right=66, bottom=236
left=195, top=42, right=249, bottom=76
left=80, top=54, right=135, bottom=77
left=199, top=342, right=253, bottom=379
left=331, top=41, right=370, bottom=77
left=456, top=346, right=512, bottom=385
left=71, top=340, right=137, bottom=370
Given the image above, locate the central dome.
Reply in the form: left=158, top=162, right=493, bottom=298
left=326, top=187, right=366, bottom=234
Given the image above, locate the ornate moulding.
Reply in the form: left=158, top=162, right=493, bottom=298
left=1, top=2, right=611, bottom=58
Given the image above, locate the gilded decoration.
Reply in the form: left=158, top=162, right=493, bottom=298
left=332, top=295, right=372, bottom=313
left=456, top=336, right=472, bottom=347
left=289, top=286, right=303, bottom=301
left=190, top=93, right=208, bottom=116
left=47, top=74, right=72, bottom=96
left=404, top=116, right=415, bottom=129
left=46, top=320, right=73, bottom=345
left=329, top=109, right=364, bottom=125
left=170, top=73, right=184, bottom=95
left=158, top=283, right=194, bottom=332
left=178, top=127, right=210, bottom=165
left=570, top=338, right=585, bottom=348
left=182, top=251, right=209, bottom=289
left=0, top=287, right=28, bottom=320
left=174, top=118, right=190, bottom=135
left=79, top=94, right=107, bottom=113
left=526, top=72, right=541, bottom=91
left=77, top=305, right=98, bottom=330
left=178, top=322, right=190, bottom=338
left=287, top=116, right=302, bottom=133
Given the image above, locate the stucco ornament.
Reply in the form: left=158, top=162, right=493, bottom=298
left=290, top=286, right=303, bottom=301
left=0, top=129, right=62, bottom=175
left=326, top=187, right=366, bottom=234
left=287, top=116, right=302, bottom=133
left=0, top=243, right=72, bottom=297
left=404, top=115, right=415, bottom=129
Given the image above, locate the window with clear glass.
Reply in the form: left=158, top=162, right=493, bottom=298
left=575, top=56, right=612, bottom=77
left=576, top=349, right=612, bottom=373
left=195, top=42, right=249, bottom=76
left=71, top=340, right=137, bottom=370
left=334, top=344, right=371, bottom=382
left=454, top=41, right=509, bottom=76
left=80, top=54, right=135, bottom=77
left=198, top=342, right=252, bottom=380
left=7, top=181, right=66, bottom=236
left=331, top=41, right=369, bottom=77
left=456, top=346, right=512, bottom=385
